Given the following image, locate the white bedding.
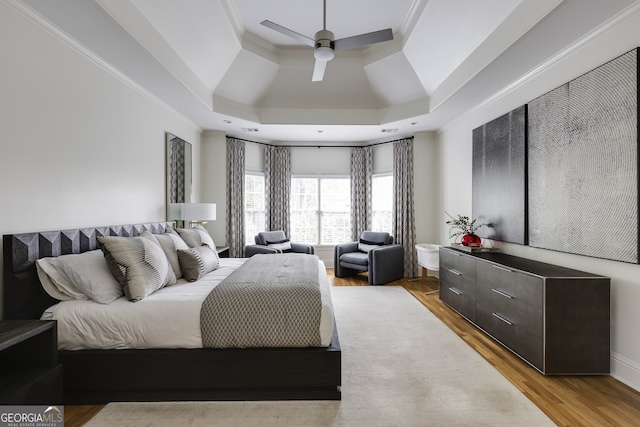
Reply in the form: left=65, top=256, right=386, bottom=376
left=43, top=258, right=335, bottom=350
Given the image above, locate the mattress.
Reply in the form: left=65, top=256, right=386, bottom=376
left=43, top=258, right=335, bottom=350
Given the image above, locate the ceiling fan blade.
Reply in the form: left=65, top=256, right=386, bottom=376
left=312, top=59, right=327, bottom=82
left=333, top=28, right=393, bottom=51
left=260, top=20, right=315, bottom=47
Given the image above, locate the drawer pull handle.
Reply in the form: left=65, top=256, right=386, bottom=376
left=492, top=288, right=513, bottom=299
left=448, top=268, right=462, bottom=276
left=448, top=287, right=462, bottom=296
left=491, top=264, right=513, bottom=273
left=445, top=250, right=463, bottom=256
left=492, top=312, right=513, bottom=326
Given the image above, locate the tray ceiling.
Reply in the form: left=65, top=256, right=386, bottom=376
left=20, top=0, right=639, bottom=142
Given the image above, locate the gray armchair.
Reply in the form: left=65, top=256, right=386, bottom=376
left=334, top=231, right=404, bottom=285
left=244, top=230, right=315, bottom=257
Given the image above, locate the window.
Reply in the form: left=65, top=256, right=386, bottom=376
left=290, top=178, right=318, bottom=244
left=372, top=174, right=393, bottom=233
left=244, top=173, right=265, bottom=246
left=320, top=178, right=351, bottom=244
left=290, top=177, right=350, bottom=245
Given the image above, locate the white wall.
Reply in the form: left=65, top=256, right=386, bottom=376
left=0, top=2, right=202, bottom=316
left=292, top=146, right=352, bottom=175
left=245, top=141, right=264, bottom=172
left=413, top=132, right=440, bottom=246
left=200, top=131, right=227, bottom=245
left=438, top=10, right=640, bottom=391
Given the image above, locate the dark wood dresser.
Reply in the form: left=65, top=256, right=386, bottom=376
left=439, top=247, right=610, bottom=375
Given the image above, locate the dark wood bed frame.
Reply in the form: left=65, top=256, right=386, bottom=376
left=2, top=222, right=341, bottom=404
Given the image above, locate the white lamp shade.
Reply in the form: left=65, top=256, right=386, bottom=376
left=169, top=203, right=216, bottom=221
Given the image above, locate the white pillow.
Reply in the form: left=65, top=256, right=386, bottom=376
left=36, top=250, right=123, bottom=304
left=266, top=238, right=292, bottom=252
left=358, top=239, right=385, bottom=253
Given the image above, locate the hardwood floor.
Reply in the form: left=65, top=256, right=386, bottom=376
left=65, top=269, right=640, bottom=426
left=64, top=405, right=104, bottom=426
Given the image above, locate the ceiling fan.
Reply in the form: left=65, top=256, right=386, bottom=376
left=260, top=0, right=393, bottom=82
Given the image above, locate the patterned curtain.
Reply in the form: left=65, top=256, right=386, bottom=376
left=350, top=146, right=372, bottom=241
left=226, top=137, right=245, bottom=258
left=393, top=138, right=419, bottom=278
left=264, top=145, right=291, bottom=235
left=169, top=136, right=186, bottom=203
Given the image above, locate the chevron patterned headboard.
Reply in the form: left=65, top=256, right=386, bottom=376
left=2, top=222, right=172, bottom=320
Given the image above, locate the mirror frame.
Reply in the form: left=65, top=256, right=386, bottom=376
left=166, top=133, right=192, bottom=225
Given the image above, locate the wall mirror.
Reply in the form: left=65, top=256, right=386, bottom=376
left=166, top=133, right=192, bottom=224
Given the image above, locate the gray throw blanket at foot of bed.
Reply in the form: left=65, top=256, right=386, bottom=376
left=200, top=253, right=323, bottom=348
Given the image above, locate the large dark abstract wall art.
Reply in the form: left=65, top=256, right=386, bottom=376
left=472, top=105, right=527, bottom=244
left=528, top=48, right=638, bottom=263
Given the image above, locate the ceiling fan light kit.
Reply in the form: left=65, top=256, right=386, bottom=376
left=314, top=47, right=334, bottom=62
left=261, top=0, right=393, bottom=82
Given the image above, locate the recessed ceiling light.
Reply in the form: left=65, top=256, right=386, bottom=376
left=242, top=128, right=259, bottom=132
left=381, top=129, right=398, bottom=133
left=411, top=122, right=418, bottom=125
left=223, top=120, right=232, bottom=124
left=317, top=130, right=324, bottom=133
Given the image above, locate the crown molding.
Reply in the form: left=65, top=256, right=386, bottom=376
left=221, top=0, right=245, bottom=42
left=2, top=0, right=143, bottom=97
left=399, top=0, right=428, bottom=44
left=0, top=0, right=200, bottom=129
left=441, top=0, right=640, bottom=133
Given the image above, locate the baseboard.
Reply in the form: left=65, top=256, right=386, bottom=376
left=314, top=245, right=335, bottom=268
left=611, top=352, right=640, bottom=393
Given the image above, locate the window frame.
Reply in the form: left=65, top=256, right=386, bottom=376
left=371, top=172, right=394, bottom=234
left=290, top=175, right=351, bottom=246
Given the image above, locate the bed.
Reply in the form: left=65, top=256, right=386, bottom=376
left=2, top=222, right=341, bottom=404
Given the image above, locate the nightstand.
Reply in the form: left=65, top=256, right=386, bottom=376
left=0, top=320, right=63, bottom=404
left=216, top=246, right=230, bottom=258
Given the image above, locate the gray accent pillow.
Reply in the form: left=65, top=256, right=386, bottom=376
left=177, top=245, right=220, bottom=282
left=176, top=225, right=215, bottom=248
left=98, top=236, right=176, bottom=301
left=143, top=231, right=189, bottom=280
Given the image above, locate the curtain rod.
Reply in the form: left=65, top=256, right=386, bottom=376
left=226, top=135, right=414, bottom=148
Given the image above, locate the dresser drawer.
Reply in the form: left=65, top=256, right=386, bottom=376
left=476, top=303, right=543, bottom=370
left=440, top=248, right=476, bottom=280
left=476, top=282, right=542, bottom=338
left=476, top=260, right=543, bottom=308
left=440, top=267, right=476, bottom=322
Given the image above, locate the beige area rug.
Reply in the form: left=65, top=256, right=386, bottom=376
left=86, top=286, right=553, bottom=427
